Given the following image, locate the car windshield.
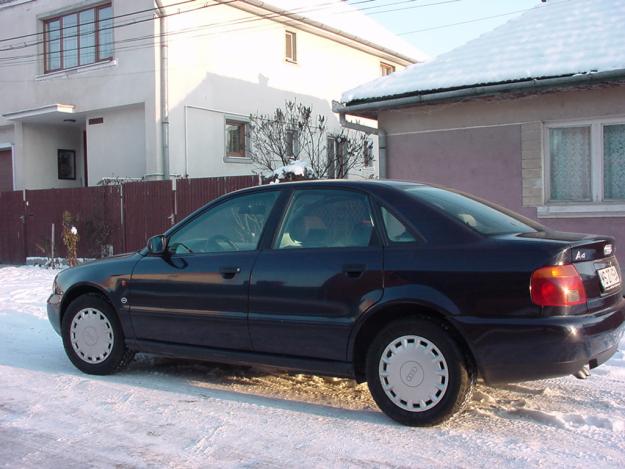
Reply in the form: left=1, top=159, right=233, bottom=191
left=402, top=186, right=539, bottom=236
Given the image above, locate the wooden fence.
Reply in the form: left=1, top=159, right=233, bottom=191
left=0, top=175, right=258, bottom=264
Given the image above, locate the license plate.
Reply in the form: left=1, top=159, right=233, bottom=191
left=598, top=266, right=621, bottom=291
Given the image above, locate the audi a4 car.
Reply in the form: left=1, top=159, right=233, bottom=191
left=48, top=180, right=625, bottom=426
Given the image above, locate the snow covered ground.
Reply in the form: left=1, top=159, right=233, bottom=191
left=1, top=265, right=624, bottom=468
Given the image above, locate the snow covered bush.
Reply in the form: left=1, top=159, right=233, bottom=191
left=62, top=211, right=80, bottom=267
left=249, top=100, right=373, bottom=180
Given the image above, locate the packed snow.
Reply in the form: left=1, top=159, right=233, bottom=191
left=270, top=159, right=314, bottom=182
left=1, top=265, right=625, bottom=468
left=342, top=0, right=625, bottom=102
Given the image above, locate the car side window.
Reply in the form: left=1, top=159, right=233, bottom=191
left=380, top=206, right=417, bottom=244
left=168, top=191, right=278, bottom=254
left=275, top=189, right=375, bottom=249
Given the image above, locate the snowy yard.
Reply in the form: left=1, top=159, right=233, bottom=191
left=1, top=265, right=624, bottom=468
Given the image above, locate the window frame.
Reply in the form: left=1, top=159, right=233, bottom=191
left=164, top=189, right=282, bottom=257
left=270, top=187, right=381, bottom=251
left=285, top=129, right=299, bottom=157
left=43, top=3, right=113, bottom=74
left=380, top=62, right=396, bottom=76
left=376, top=203, right=423, bottom=246
left=224, top=117, right=249, bottom=160
left=285, top=30, right=297, bottom=63
left=542, top=117, right=625, bottom=217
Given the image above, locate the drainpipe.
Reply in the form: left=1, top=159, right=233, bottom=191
left=337, top=110, right=387, bottom=179
left=155, top=0, right=169, bottom=180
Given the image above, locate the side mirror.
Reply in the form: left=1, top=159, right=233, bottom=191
left=147, top=235, right=167, bottom=255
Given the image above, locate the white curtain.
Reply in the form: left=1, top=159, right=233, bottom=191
left=549, top=127, right=591, bottom=201
left=604, top=124, right=625, bottom=200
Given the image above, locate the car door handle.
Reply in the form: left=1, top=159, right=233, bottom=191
left=343, top=264, right=366, bottom=278
left=219, top=266, right=241, bottom=279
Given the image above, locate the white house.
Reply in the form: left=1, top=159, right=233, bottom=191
left=0, top=0, right=424, bottom=191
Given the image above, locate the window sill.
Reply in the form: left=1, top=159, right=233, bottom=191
left=537, top=203, right=625, bottom=219
left=224, top=156, right=252, bottom=164
left=36, top=59, right=117, bottom=80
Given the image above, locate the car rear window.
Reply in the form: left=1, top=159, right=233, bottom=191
left=403, top=186, right=539, bottom=236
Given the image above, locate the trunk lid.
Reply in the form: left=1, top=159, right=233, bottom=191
left=518, top=231, right=622, bottom=314
left=564, top=237, right=622, bottom=313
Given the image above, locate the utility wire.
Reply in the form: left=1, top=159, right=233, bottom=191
left=0, top=0, right=197, bottom=44
left=0, top=0, right=452, bottom=67
left=398, top=1, right=563, bottom=35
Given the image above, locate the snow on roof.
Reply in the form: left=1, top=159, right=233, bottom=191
left=263, top=0, right=427, bottom=63
left=342, top=0, right=625, bottom=103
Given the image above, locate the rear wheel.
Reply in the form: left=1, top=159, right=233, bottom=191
left=61, top=294, right=134, bottom=375
left=366, top=318, right=474, bottom=426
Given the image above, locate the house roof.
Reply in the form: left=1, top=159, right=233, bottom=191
left=341, top=0, right=625, bottom=105
left=258, top=0, right=428, bottom=63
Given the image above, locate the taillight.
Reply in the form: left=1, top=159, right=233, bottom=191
left=530, top=265, right=587, bottom=307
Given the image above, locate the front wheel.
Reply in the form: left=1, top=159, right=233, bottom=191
left=61, top=294, right=134, bottom=375
left=366, top=318, right=474, bottom=426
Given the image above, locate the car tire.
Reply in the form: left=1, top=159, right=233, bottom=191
left=61, top=293, right=134, bottom=375
left=366, top=318, right=474, bottom=426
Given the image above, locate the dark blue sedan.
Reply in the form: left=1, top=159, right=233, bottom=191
left=48, top=180, right=625, bottom=426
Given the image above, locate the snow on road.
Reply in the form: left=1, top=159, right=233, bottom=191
left=1, top=265, right=624, bottom=468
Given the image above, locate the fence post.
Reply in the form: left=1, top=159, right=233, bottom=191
left=120, top=184, right=126, bottom=253
left=51, top=223, right=55, bottom=261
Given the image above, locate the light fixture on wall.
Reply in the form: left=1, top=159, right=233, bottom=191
left=63, top=119, right=77, bottom=123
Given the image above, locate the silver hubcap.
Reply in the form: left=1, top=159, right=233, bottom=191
left=379, top=335, right=449, bottom=412
left=70, top=308, right=114, bottom=364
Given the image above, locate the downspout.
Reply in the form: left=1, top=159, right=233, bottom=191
left=155, top=0, right=169, bottom=180
left=336, top=109, right=387, bottom=179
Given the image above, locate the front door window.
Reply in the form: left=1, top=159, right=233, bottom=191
left=168, top=191, right=278, bottom=254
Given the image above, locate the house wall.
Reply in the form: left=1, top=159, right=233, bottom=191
left=163, top=0, right=397, bottom=180
left=380, top=85, right=625, bottom=264
left=0, top=0, right=159, bottom=185
left=0, top=0, right=411, bottom=188
left=19, top=123, right=84, bottom=189
left=86, top=104, right=146, bottom=184
left=0, top=127, right=14, bottom=145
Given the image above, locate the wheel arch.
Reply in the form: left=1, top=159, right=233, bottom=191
left=60, top=283, right=115, bottom=325
left=349, top=301, right=481, bottom=382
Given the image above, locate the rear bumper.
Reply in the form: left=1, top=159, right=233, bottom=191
left=454, top=298, right=625, bottom=384
left=47, top=293, right=62, bottom=336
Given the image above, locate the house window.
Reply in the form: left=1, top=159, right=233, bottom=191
left=286, top=129, right=299, bottom=157
left=285, top=31, right=297, bottom=62
left=380, top=62, right=395, bottom=76
left=363, top=139, right=373, bottom=167
left=327, top=136, right=336, bottom=178
left=547, top=120, right=625, bottom=203
left=44, top=3, right=113, bottom=73
left=225, top=119, right=247, bottom=158
left=327, top=137, right=348, bottom=179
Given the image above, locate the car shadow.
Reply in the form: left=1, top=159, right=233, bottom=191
left=0, top=313, right=394, bottom=427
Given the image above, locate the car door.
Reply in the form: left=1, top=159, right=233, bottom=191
left=248, top=188, right=384, bottom=361
left=129, top=190, right=280, bottom=350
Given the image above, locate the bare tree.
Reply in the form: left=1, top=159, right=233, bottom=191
left=248, top=100, right=373, bottom=179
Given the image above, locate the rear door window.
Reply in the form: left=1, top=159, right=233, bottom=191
left=275, top=189, right=375, bottom=249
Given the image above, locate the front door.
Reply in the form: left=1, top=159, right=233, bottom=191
left=249, top=188, right=384, bottom=361
left=0, top=149, right=13, bottom=192
left=129, top=190, right=279, bottom=350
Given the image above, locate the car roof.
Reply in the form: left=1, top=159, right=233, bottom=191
left=233, top=179, right=427, bottom=195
